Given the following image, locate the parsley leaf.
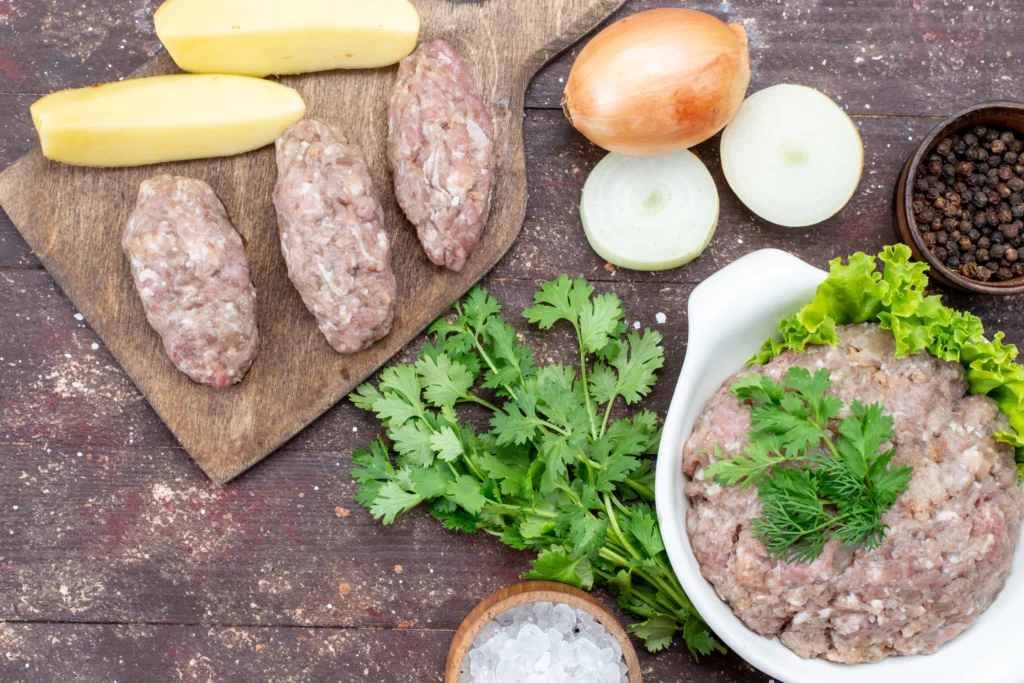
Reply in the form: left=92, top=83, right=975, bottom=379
left=349, top=279, right=721, bottom=657
left=707, top=367, right=912, bottom=563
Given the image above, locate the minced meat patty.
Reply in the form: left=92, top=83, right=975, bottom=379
left=683, top=323, right=1024, bottom=663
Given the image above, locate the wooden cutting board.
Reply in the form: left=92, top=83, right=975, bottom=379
left=0, top=0, right=625, bottom=484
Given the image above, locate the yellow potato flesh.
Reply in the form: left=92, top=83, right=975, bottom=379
left=30, top=74, right=307, bottom=167
left=154, top=0, right=421, bottom=77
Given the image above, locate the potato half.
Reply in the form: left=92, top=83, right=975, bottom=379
left=154, top=0, right=421, bottom=77
left=31, top=74, right=307, bottom=167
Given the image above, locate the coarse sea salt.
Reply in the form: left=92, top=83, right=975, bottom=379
left=460, top=601, right=628, bottom=683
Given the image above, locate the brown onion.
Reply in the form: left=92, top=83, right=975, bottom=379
left=563, top=8, right=750, bottom=156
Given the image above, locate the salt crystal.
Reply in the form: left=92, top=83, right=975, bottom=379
left=460, top=601, right=628, bottom=683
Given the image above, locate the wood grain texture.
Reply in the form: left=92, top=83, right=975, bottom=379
left=0, top=0, right=627, bottom=483
left=4, top=1, right=1024, bottom=682
left=0, top=621, right=766, bottom=683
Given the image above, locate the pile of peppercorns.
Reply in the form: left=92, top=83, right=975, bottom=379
left=911, top=125, right=1024, bottom=282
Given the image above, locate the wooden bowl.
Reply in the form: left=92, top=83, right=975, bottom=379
left=445, top=581, right=643, bottom=682
left=894, top=100, right=1024, bottom=294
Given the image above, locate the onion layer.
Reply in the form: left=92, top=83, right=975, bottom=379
left=563, top=8, right=750, bottom=156
left=720, top=84, right=864, bottom=228
left=580, top=150, right=719, bottom=271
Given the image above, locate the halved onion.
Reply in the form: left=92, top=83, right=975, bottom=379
left=720, top=84, right=863, bottom=228
left=580, top=150, right=719, bottom=271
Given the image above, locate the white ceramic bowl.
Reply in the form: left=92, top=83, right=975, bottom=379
left=655, top=249, right=1024, bottom=683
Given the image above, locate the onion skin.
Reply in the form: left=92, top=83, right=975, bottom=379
left=563, top=8, right=750, bottom=156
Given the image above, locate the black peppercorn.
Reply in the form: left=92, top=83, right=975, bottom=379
left=912, top=125, right=1024, bottom=282
left=998, top=266, right=1014, bottom=280
left=1014, top=262, right=1024, bottom=276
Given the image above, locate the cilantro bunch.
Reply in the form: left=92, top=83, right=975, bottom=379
left=705, top=367, right=913, bottom=564
left=349, top=277, right=720, bottom=656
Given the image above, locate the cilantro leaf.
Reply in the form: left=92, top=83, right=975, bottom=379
left=525, top=547, right=594, bottom=590
left=444, top=475, right=487, bottom=515
left=416, top=355, right=474, bottom=409
left=369, top=482, right=423, bottom=525
left=630, top=615, right=678, bottom=653
left=711, top=366, right=912, bottom=563
left=347, top=278, right=711, bottom=657
left=429, top=426, right=464, bottom=462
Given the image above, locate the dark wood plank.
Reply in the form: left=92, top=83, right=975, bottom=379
left=527, top=0, right=1024, bottom=117
left=0, top=0, right=627, bottom=484
left=0, top=622, right=764, bottom=682
left=2, top=0, right=1022, bottom=119
left=492, top=111, right=926, bottom=283
left=0, top=441, right=765, bottom=682
left=0, top=106, right=959, bottom=280
left=7, top=262, right=1024, bottom=452
left=0, top=270, right=695, bottom=451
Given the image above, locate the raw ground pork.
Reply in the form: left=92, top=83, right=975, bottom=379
left=123, top=175, right=259, bottom=389
left=683, top=323, right=1024, bottom=663
left=387, top=39, right=495, bottom=272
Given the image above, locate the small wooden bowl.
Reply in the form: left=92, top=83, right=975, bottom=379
left=894, top=100, right=1024, bottom=294
left=445, top=581, right=643, bottom=682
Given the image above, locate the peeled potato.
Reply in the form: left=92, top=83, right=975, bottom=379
left=31, top=74, right=307, bottom=167
left=154, top=0, right=421, bottom=77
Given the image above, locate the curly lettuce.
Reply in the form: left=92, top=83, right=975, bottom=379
left=751, top=245, right=1024, bottom=479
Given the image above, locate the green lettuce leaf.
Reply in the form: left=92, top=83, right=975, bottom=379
left=753, top=244, right=1024, bottom=478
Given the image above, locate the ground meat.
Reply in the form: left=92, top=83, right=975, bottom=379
left=122, top=175, right=259, bottom=389
left=387, top=39, right=495, bottom=272
left=683, top=324, right=1024, bottom=663
left=273, top=118, right=396, bottom=353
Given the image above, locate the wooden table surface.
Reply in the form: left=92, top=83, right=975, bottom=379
left=3, top=1, right=1024, bottom=681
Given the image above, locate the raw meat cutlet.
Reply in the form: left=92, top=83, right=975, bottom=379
left=388, top=39, right=495, bottom=272
left=123, top=175, right=259, bottom=389
left=273, top=118, right=396, bottom=353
